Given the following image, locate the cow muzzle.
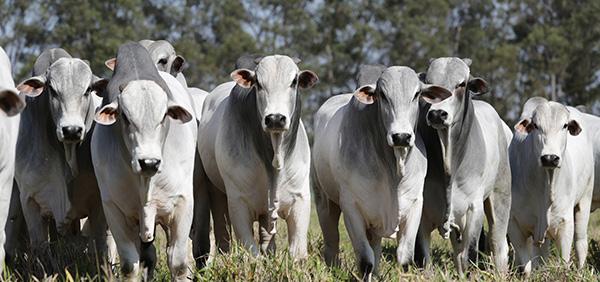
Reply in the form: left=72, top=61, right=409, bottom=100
left=138, top=158, right=161, bottom=176
left=390, top=133, right=413, bottom=148
left=60, top=125, right=84, bottom=143
left=264, top=114, right=287, bottom=132
left=540, top=154, right=560, bottom=168
left=427, top=109, right=449, bottom=128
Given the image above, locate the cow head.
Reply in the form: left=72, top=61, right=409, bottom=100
left=420, top=57, right=488, bottom=129
left=354, top=66, right=422, bottom=148
left=230, top=55, right=318, bottom=134
left=515, top=100, right=581, bottom=169
left=17, top=58, right=107, bottom=143
left=143, top=40, right=185, bottom=77
left=95, top=80, right=192, bottom=177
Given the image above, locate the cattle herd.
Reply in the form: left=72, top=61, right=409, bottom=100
left=0, top=40, right=598, bottom=281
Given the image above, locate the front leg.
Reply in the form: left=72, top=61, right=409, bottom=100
left=258, top=214, right=276, bottom=255
left=102, top=201, right=141, bottom=281
left=284, top=190, right=310, bottom=260
left=556, top=217, right=574, bottom=265
left=227, top=196, right=258, bottom=256
left=396, top=197, right=423, bottom=266
left=573, top=197, right=592, bottom=269
left=167, top=197, right=194, bottom=281
left=342, top=204, right=375, bottom=281
left=20, top=197, right=48, bottom=246
left=508, top=217, right=533, bottom=275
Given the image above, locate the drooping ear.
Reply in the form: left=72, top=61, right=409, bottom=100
left=462, top=58, right=472, bottom=66
left=95, top=101, right=119, bottom=125
left=567, top=120, right=582, bottom=136
left=91, top=77, right=109, bottom=97
left=298, top=70, right=318, bottom=89
left=0, top=89, right=26, bottom=116
left=166, top=102, right=193, bottom=124
left=353, top=84, right=376, bottom=104
left=105, top=58, right=117, bottom=71
left=514, top=118, right=534, bottom=134
left=170, top=55, right=186, bottom=75
left=420, top=85, right=452, bottom=104
left=230, top=69, right=255, bottom=88
left=467, top=77, right=489, bottom=96
left=17, top=76, right=46, bottom=97
left=418, top=72, right=427, bottom=83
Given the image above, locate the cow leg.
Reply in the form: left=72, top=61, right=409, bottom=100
left=167, top=198, right=193, bottom=282
left=0, top=174, right=13, bottom=273
left=573, top=198, right=591, bottom=269
left=87, top=206, right=109, bottom=260
left=314, top=188, right=341, bottom=266
left=396, top=197, right=423, bottom=267
left=451, top=204, right=484, bottom=276
left=227, top=196, right=258, bottom=255
left=5, top=184, right=26, bottom=265
left=103, top=201, right=140, bottom=281
left=485, top=191, right=510, bottom=273
left=532, top=239, right=550, bottom=268
left=209, top=185, right=230, bottom=253
left=368, top=234, right=382, bottom=276
left=21, top=198, right=47, bottom=246
left=285, top=191, right=310, bottom=260
left=414, top=227, right=432, bottom=268
left=192, top=166, right=211, bottom=269
left=556, top=218, right=574, bottom=265
left=508, top=217, right=532, bottom=275
left=343, top=207, right=374, bottom=281
left=258, top=214, right=276, bottom=255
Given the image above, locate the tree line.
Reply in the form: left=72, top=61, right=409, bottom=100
left=1, top=0, right=599, bottom=127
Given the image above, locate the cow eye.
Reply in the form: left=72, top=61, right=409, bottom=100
left=84, top=87, right=91, bottom=96
left=455, top=81, right=466, bottom=89
left=563, top=123, right=568, bottom=129
left=412, top=90, right=420, bottom=101
left=533, top=123, right=539, bottom=129
left=291, top=77, right=298, bottom=88
left=158, top=58, right=168, bottom=65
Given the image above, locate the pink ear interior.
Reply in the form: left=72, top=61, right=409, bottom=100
left=95, top=103, right=119, bottom=125
left=105, top=58, right=117, bottom=71
left=514, top=119, right=530, bottom=134
left=230, top=69, right=255, bottom=88
left=420, top=86, right=452, bottom=104
left=353, top=85, right=375, bottom=104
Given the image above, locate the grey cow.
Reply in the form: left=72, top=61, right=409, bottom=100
left=15, top=48, right=111, bottom=255
left=416, top=57, right=512, bottom=275
left=509, top=97, right=594, bottom=275
left=195, top=55, right=318, bottom=261
left=577, top=110, right=600, bottom=211
left=138, top=39, right=185, bottom=77
left=312, top=66, right=427, bottom=280
left=0, top=46, right=26, bottom=274
left=93, top=42, right=196, bottom=281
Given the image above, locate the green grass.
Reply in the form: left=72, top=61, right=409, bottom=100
left=4, top=208, right=600, bottom=281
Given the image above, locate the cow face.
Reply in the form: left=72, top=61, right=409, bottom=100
left=230, top=55, right=318, bottom=133
left=353, top=66, right=422, bottom=148
left=515, top=101, right=581, bottom=169
left=17, top=58, right=107, bottom=143
left=145, top=40, right=185, bottom=77
left=420, top=57, right=488, bottom=129
left=94, top=80, right=192, bottom=176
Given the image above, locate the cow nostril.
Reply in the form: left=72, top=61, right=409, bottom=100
left=427, top=110, right=448, bottom=125
left=265, top=114, right=286, bottom=130
left=62, top=126, right=83, bottom=140
left=540, top=154, right=560, bottom=168
left=391, top=133, right=412, bottom=147
left=138, top=158, right=161, bottom=174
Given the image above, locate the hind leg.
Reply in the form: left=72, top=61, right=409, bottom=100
left=209, top=185, right=230, bottom=253
left=574, top=195, right=592, bottom=269
left=485, top=190, right=510, bottom=273
left=192, top=165, right=212, bottom=268
left=314, top=186, right=341, bottom=266
left=414, top=226, right=432, bottom=268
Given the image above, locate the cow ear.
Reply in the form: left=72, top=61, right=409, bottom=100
left=298, top=70, right=318, bottom=89
left=91, top=77, right=109, bottom=97
left=17, top=76, right=46, bottom=97
left=171, top=55, right=185, bottom=75
left=230, top=69, right=255, bottom=88
left=514, top=118, right=534, bottom=134
left=567, top=120, right=582, bottom=136
left=462, top=58, right=472, bottom=66
left=166, top=102, right=193, bottom=124
left=105, top=58, right=116, bottom=71
left=353, top=84, right=376, bottom=104
left=291, top=57, right=302, bottom=64
left=95, top=101, right=119, bottom=125
left=468, top=77, right=489, bottom=96
left=0, top=89, right=25, bottom=116
left=420, top=85, right=452, bottom=104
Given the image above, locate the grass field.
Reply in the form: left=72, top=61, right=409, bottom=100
left=4, top=206, right=600, bottom=281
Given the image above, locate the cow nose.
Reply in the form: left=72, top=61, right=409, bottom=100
left=391, top=133, right=412, bottom=147
left=138, top=158, right=161, bottom=175
left=540, top=154, right=560, bottom=168
left=62, top=126, right=83, bottom=141
left=265, top=114, right=286, bottom=130
left=427, top=110, right=448, bottom=126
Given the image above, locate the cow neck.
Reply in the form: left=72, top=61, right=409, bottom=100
left=229, top=85, right=302, bottom=234
left=344, top=97, right=402, bottom=182
left=437, top=94, right=478, bottom=240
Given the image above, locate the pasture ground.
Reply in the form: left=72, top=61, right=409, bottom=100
left=3, top=206, right=600, bottom=281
